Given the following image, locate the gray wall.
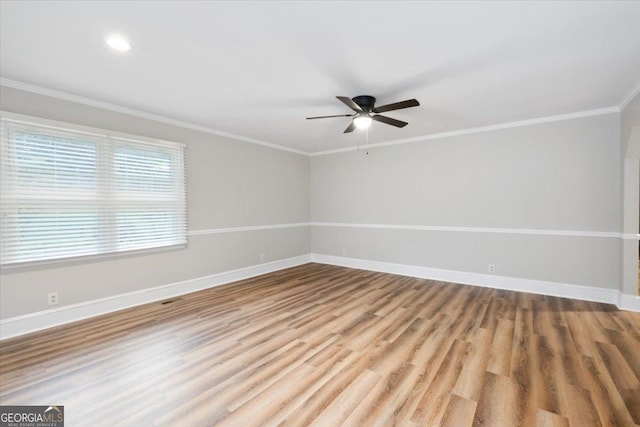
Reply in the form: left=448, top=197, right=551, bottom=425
left=0, top=86, right=310, bottom=318
left=311, top=114, right=621, bottom=289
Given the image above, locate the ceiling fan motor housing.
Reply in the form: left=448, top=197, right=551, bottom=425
left=352, top=95, right=376, bottom=112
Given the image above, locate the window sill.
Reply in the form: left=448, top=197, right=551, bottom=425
left=0, top=243, right=188, bottom=273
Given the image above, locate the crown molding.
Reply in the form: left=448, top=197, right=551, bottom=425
left=0, top=78, right=308, bottom=156
left=310, top=106, right=620, bottom=156
left=1, top=77, right=627, bottom=157
left=619, top=77, right=640, bottom=111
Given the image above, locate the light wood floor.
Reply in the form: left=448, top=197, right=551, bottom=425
left=1, top=263, right=639, bottom=426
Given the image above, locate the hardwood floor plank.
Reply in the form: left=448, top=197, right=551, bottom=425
left=473, top=372, right=519, bottom=427
left=486, top=318, right=514, bottom=376
left=606, top=328, right=640, bottom=381
left=595, top=341, right=640, bottom=423
left=531, top=334, right=562, bottom=415
left=277, top=353, right=373, bottom=426
left=510, top=308, right=538, bottom=427
left=452, top=327, right=493, bottom=401
left=577, top=354, right=634, bottom=426
left=441, top=394, right=477, bottom=427
left=215, top=363, right=320, bottom=427
left=340, top=362, right=416, bottom=427
left=307, top=369, right=381, bottom=427
left=545, top=296, right=568, bottom=327
left=565, top=311, right=611, bottom=358
left=536, top=408, right=569, bottom=427
left=542, top=323, right=584, bottom=388
left=411, top=339, right=472, bottom=425
left=260, top=349, right=358, bottom=426
left=589, top=302, right=626, bottom=331
left=373, top=313, right=456, bottom=425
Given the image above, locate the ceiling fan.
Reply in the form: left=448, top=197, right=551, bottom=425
left=306, top=95, right=420, bottom=133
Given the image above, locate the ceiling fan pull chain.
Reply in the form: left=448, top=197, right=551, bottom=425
left=365, top=127, right=370, bottom=155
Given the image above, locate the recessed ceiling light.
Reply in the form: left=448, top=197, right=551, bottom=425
left=106, top=35, right=132, bottom=52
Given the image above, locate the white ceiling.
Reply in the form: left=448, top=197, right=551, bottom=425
left=1, top=1, right=640, bottom=154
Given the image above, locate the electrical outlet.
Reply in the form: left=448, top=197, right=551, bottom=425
left=342, top=248, right=348, bottom=256
left=488, top=264, right=495, bottom=273
left=48, top=292, right=59, bottom=306
left=260, top=254, right=265, bottom=262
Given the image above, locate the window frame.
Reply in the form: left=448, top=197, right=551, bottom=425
left=0, top=111, right=188, bottom=269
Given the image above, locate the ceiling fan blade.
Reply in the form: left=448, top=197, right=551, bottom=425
left=372, top=115, right=408, bottom=128
left=343, top=121, right=356, bottom=133
left=336, top=96, right=363, bottom=112
left=306, top=114, right=354, bottom=120
left=372, top=99, right=420, bottom=113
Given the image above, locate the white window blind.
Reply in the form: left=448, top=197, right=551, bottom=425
left=0, top=117, right=187, bottom=266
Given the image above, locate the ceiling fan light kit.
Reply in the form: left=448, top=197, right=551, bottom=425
left=353, top=115, right=372, bottom=129
left=307, top=95, right=420, bottom=133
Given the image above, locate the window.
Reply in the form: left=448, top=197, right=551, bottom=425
left=0, top=116, right=187, bottom=266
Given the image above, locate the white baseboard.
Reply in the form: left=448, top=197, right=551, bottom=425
left=310, top=254, right=638, bottom=311
left=619, top=294, right=640, bottom=312
left=0, top=254, right=312, bottom=340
